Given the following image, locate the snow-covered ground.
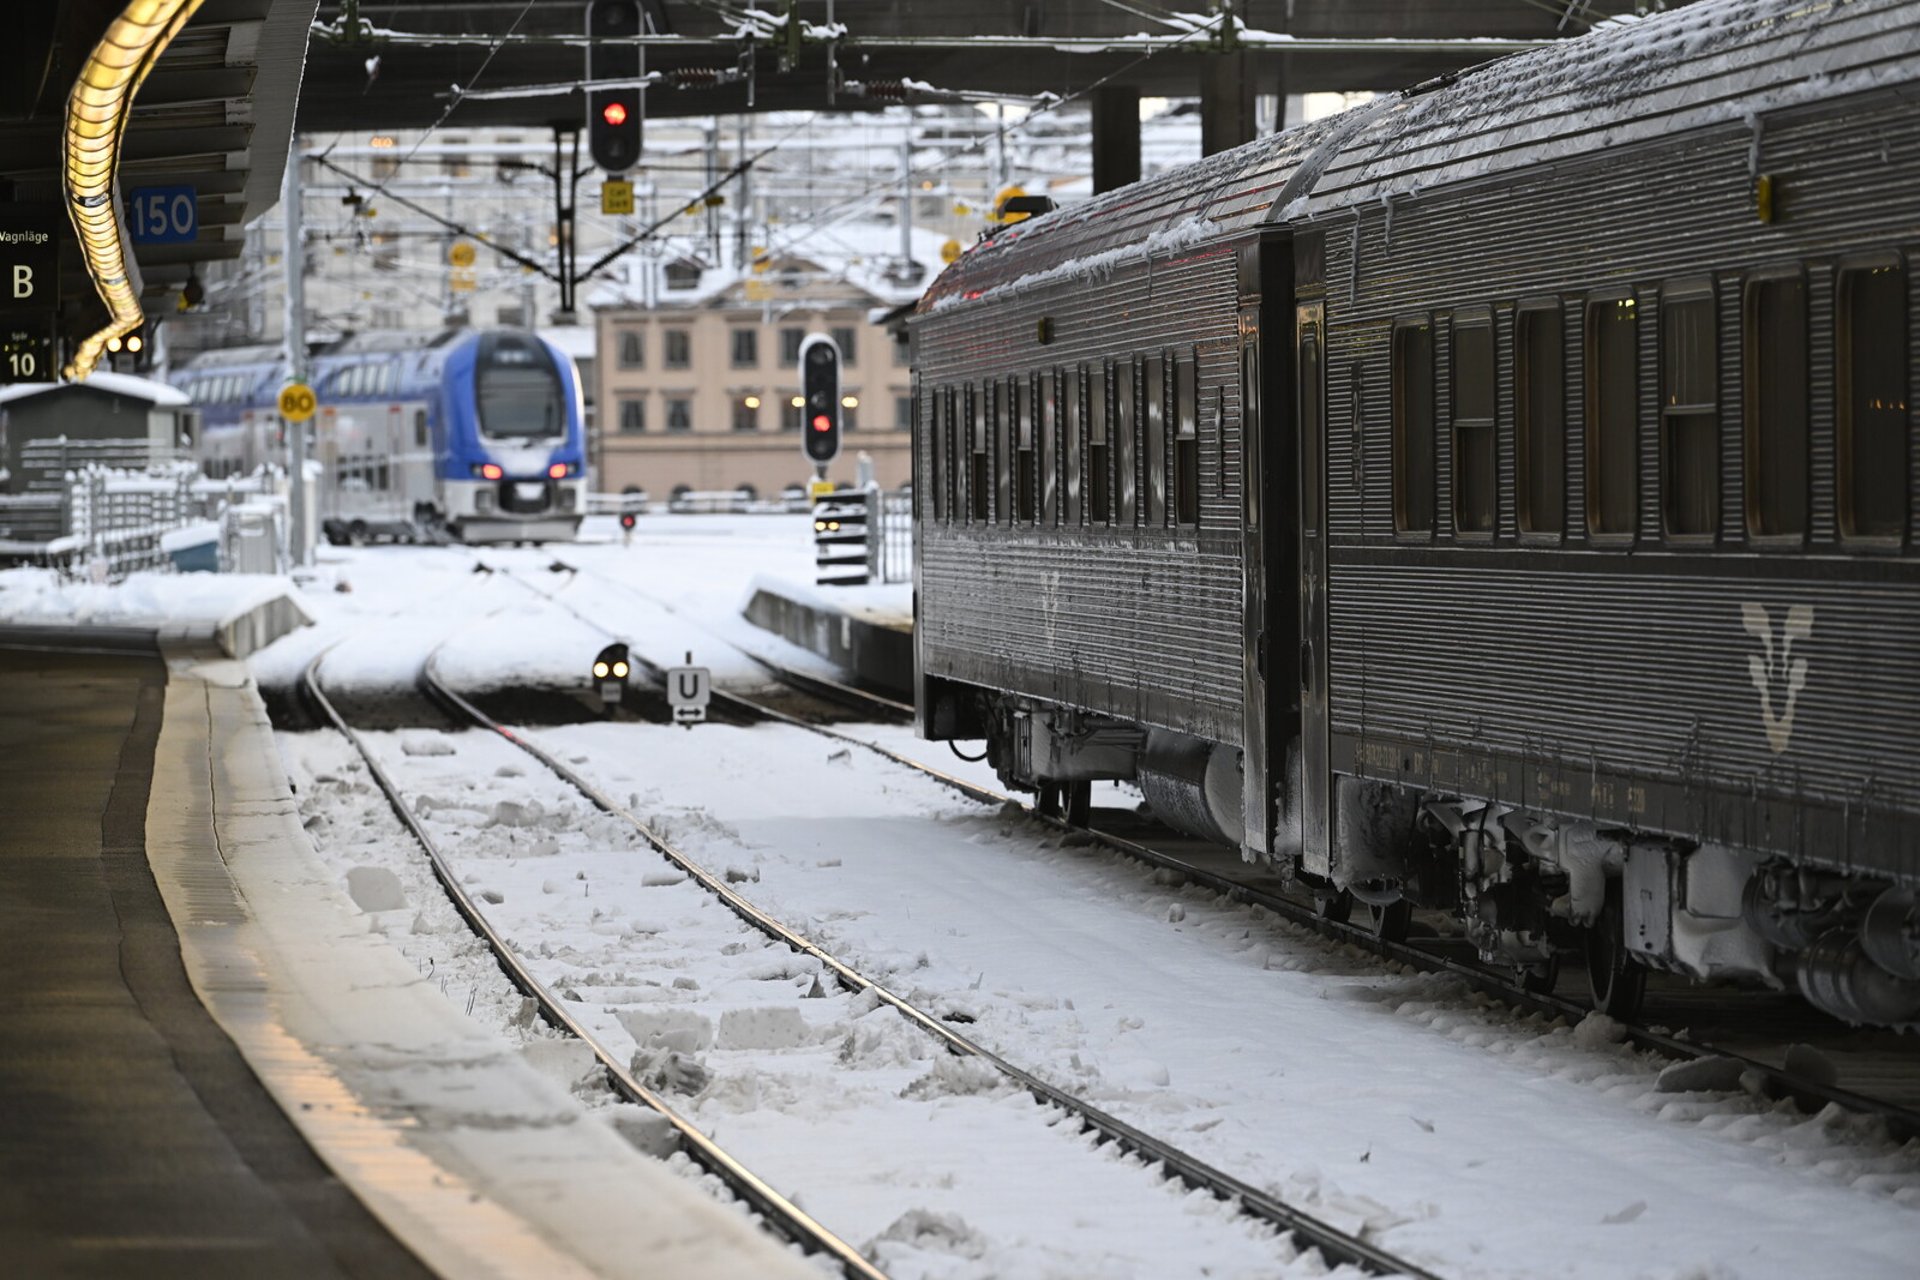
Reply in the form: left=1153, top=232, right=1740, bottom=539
left=12, top=514, right=1920, bottom=1277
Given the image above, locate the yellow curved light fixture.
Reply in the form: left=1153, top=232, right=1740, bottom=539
left=63, top=0, right=206, bottom=380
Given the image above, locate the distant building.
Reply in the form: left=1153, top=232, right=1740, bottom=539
left=591, top=226, right=943, bottom=499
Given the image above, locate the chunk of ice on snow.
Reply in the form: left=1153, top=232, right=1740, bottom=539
left=400, top=735, right=456, bottom=757
left=716, top=1006, right=812, bottom=1050
left=344, top=865, right=407, bottom=913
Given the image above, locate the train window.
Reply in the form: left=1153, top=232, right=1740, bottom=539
left=619, top=330, right=643, bottom=368
left=1145, top=354, right=1168, bottom=526
left=1016, top=378, right=1038, bottom=523
left=929, top=389, right=944, bottom=522
left=1516, top=305, right=1565, bottom=536
left=994, top=380, right=1012, bottom=526
left=1089, top=363, right=1111, bottom=525
left=947, top=388, right=961, bottom=523
left=1392, top=320, right=1435, bottom=535
left=1064, top=367, right=1083, bottom=525
left=1040, top=370, right=1058, bottom=524
left=1661, top=289, right=1718, bottom=538
left=1452, top=317, right=1495, bottom=535
left=1586, top=297, right=1639, bottom=538
left=1743, top=274, right=1808, bottom=540
left=414, top=410, right=429, bottom=448
left=1838, top=260, right=1910, bottom=542
left=971, top=386, right=990, bottom=524
left=1117, top=361, right=1138, bottom=524
left=1174, top=355, right=1198, bottom=527
left=664, top=329, right=691, bottom=369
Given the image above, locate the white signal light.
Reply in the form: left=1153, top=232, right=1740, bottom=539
left=593, top=661, right=610, bottom=678
left=612, top=662, right=629, bottom=678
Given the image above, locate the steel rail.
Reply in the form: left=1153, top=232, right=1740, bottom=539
left=417, top=644, right=1441, bottom=1279
left=297, top=646, right=888, bottom=1280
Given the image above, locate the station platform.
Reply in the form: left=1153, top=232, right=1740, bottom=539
left=0, top=629, right=818, bottom=1280
left=742, top=574, right=914, bottom=700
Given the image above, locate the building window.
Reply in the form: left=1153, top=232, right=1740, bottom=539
left=666, top=398, right=692, bottom=432
left=895, top=396, right=913, bottom=431
left=440, top=141, right=470, bottom=178
left=1516, top=305, right=1565, bottom=536
left=664, top=330, right=691, bottom=369
left=1743, top=273, right=1808, bottom=540
left=730, top=329, right=758, bottom=368
left=780, top=328, right=805, bottom=366
left=832, top=326, right=857, bottom=367
left=892, top=336, right=911, bottom=367
left=619, top=398, right=646, bottom=433
left=732, top=395, right=760, bottom=432
left=1089, top=363, right=1111, bottom=525
left=1661, top=289, right=1718, bottom=538
left=1838, top=260, right=1909, bottom=541
left=1392, top=320, right=1435, bottom=535
left=1452, top=316, right=1495, bottom=535
left=372, top=153, right=401, bottom=181
left=496, top=305, right=526, bottom=328
left=1174, top=356, right=1198, bottom=526
left=664, top=260, right=702, bottom=291
left=1586, top=297, right=1639, bottom=537
left=619, top=330, right=644, bottom=369
left=782, top=396, right=804, bottom=431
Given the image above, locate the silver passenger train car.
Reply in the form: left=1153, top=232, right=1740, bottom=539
left=910, top=0, right=1920, bottom=1026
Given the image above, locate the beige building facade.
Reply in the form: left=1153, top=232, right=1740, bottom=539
left=593, top=266, right=917, bottom=500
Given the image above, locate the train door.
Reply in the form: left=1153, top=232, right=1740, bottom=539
left=1296, top=299, right=1331, bottom=877
left=1238, top=234, right=1296, bottom=863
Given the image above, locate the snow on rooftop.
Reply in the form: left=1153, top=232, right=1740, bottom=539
left=0, top=369, right=191, bottom=408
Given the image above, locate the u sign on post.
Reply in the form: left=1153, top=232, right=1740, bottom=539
left=591, top=642, right=630, bottom=714
left=666, top=652, right=710, bottom=726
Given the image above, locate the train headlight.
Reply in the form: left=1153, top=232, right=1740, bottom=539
left=548, top=462, right=570, bottom=479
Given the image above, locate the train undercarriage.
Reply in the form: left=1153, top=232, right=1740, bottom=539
left=965, top=690, right=1920, bottom=1030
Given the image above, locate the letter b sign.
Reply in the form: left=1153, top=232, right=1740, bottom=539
left=12, top=265, right=31, bottom=299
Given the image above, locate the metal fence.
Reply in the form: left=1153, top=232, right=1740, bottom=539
left=814, top=485, right=913, bottom=587
left=0, top=463, right=288, bottom=583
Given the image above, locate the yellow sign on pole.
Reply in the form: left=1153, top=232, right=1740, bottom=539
left=601, top=179, right=634, bottom=216
left=941, top=238, right=962, bottom=264
left=448, top=240, right=477, bottom=268
left=278, top=383, right=317, bottom=423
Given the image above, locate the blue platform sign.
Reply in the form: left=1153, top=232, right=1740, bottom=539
left=125, top=185, right=198, bottom=245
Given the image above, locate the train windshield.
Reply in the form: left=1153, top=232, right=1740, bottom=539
left=474, top=335, right=566, bottom=439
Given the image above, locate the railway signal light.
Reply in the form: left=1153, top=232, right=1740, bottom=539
left=592, top=641, right=630, bottom=711
left=586, top=0, right=643, bottom=174
left=799, top=334, right=841, bottom=466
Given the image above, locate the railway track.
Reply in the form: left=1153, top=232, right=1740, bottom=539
left=392, top=587, right=1438, bottom=1279
left=483, top=563, right=1920, bottom=1140
left=296, top=644, right=888, bottom=1280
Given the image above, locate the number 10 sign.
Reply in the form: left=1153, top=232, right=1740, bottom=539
left=126, top=185, right=198, bottom=246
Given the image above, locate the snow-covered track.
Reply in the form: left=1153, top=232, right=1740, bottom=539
left=417, top=653, right=1444, bottom=1280
left=466, top=563, right=1920, bottom=1136
left=297, top=647, right=889, bottom=1280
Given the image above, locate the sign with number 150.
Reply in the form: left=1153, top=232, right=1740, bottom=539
left=126, top=185, right=198, bottom=245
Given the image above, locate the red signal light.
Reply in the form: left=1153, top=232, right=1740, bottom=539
left=548, top=462, right=569, bottom=479
left=602, top=101, right=628, bottom=126
left=812, top=414, right=831, bottom=431
left=480, top=463, right=504, bottom=480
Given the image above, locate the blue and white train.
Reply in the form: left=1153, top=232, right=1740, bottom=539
left=175, top=328, right=589, bottom=543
